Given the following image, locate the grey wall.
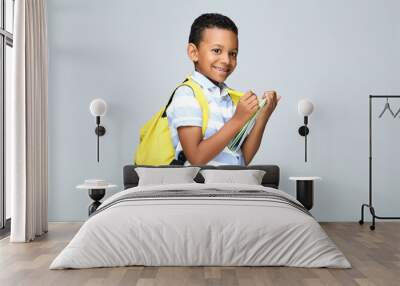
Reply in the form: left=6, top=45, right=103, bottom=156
left=47, top=0, right=400, bottom=221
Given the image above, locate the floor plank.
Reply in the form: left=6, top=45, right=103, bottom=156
left=0, top=222, right=399, bottom=286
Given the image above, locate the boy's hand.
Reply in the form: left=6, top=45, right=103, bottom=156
left=260, top=90, right=281, bottom=118
left=233, top=91, right=259, bottom=125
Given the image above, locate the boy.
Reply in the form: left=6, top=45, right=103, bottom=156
left=166, top=13, right=280, bottom=166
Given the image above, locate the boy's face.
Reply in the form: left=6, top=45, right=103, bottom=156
left=188, top=28, right=238, bottom=83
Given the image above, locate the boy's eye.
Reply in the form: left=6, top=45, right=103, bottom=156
left=230, top=52, right=238, bottom=58
left=212, top=48, right=222, bottom=54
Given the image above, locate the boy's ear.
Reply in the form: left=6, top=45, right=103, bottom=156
left=187, top=43, right=199, bottom=63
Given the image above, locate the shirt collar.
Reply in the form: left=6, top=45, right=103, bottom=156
left=191, top=71, right=230, bottom=97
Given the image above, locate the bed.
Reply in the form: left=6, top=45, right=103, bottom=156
left=50, top=165, right=350, bottom=269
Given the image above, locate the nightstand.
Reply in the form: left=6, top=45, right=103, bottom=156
left=76, top=181, right=117, bottom=216
left=289, top=177, right=321, bottom=210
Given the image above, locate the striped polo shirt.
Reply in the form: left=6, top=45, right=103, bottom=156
left=166, top=71, right=245, bottom=165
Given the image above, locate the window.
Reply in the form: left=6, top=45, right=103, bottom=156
left=0, top=0, right=14, bottom=234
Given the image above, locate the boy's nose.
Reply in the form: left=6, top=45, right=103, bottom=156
left=220, top=53, right=230, bottom=65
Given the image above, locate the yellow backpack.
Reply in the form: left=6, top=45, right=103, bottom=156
left=134, top=77, right=243, bottom=166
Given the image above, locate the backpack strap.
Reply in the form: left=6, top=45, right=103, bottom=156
left=162, top=77, right=208, bottom=136
left=181, top=79, right=209, bottom=136
left=225, top=88, right=244, bottom=106
left=162, top=78, right=189, bottom=117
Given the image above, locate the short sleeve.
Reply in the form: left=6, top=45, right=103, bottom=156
left=166, top=85, right=203, bottom=129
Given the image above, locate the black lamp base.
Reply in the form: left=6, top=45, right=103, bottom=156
left=95, top=126, right=106, bottom=136
left=298, top=126, right=309, bottom=136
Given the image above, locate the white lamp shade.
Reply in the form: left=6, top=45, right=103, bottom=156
left=90, top=98, right=107, bottom=116
left=297, top=99, right=314, bottom=116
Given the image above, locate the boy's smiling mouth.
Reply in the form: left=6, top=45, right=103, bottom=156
left=213, top=66, right=229, bottom=73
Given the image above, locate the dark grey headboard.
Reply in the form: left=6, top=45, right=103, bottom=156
left=123, top=165, right=280, bottom=189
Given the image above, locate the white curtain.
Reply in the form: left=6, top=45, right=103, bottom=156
left=10, top=0, right=48, bottom=242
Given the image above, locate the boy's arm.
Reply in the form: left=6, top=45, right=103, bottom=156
left=178, top=92, right=258, bottom=165
left=241, top=91, right=281, bottom=165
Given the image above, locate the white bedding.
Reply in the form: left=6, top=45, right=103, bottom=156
left=50, top=183, right=351, bottom=269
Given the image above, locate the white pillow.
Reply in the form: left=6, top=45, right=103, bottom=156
left=200, top=169, right=266, bottom=185
left=135, top=167, right=200, bottom=186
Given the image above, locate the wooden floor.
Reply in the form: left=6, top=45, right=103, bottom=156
left=0, top=222, right=399, bottom=286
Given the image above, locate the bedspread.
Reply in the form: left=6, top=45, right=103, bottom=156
left=50, top=183, right=350, bottom=269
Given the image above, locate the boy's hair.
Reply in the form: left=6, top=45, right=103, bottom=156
left=189, top=13, right=238, bottom=47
